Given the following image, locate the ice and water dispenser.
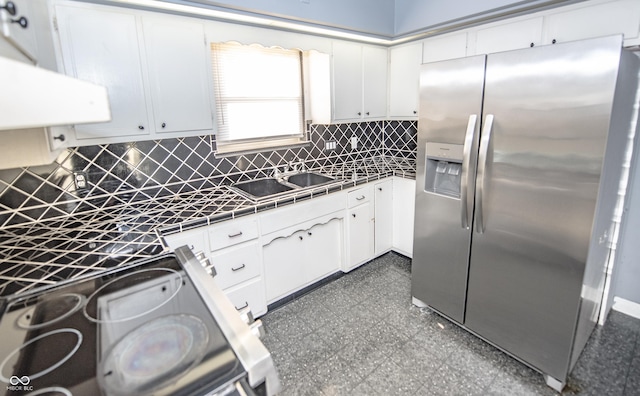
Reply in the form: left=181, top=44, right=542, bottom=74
left=424, top=142, right=464, bottom=198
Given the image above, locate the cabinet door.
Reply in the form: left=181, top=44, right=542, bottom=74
left=389, top=43, right=421, bottom=118
left=55, top=5, right=149, bottom=140
left=142, top=17, right=213, bottom=134
left=374, top=180, right=393, bottom=255
left=346, top=203, right=374, bottom=270
left=225, top=277, right=267, bottom=317
left=392, top=177, right=415, bottom=257
left=362, top=45, right=387, bottom=119
left=422, top=32, right=467, bottom=63
left=1, top=0, right=38, bottom=60
left=332, top=40, right=362, bottom=121
left=306, top=219, right=342, bottom=282
left=263, top=231, right=305, bottom=302
left=545, top=0, right=640, bottom=46
left=474, top=17, right=543, bottom=54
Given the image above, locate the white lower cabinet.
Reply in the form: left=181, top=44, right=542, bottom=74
left=345, top=185, right=375, bottom=271
left=392, top=177, right=416, bottom=257
left=263, top=217, right=342, bottom=303
left=374, top=179, right=393, bottom=255
left=346, top=203, right=374, bottom=271
left=224, top=278, right=267, bottom=316
left=209, top=241, right=261, bottom=290
left=163, top=177, right=417, bottom=314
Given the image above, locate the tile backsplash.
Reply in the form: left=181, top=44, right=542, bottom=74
left=0, top=121, right=416, bottom=228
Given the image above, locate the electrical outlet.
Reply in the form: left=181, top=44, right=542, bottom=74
left=74, top=172, right=88, bottom=190
left=324, top=141, right=337, bottom=150
left=351, top=136, right=358, bottom=150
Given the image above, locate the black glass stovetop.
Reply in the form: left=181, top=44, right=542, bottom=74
left=0, top=254, right=244, bottom=396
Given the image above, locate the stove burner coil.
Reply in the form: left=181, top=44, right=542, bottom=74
left=99, top=314, right=209, bottom=395
left=83, top=268, right=183, bottom=323
left=0, top=329, right=82, bottom=383
left=15, top=293, right=86, bottom=330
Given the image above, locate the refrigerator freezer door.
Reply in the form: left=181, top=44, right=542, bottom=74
left=411, top=55, right=486, bottom=323
left=464, top=36, right=623, bottom=381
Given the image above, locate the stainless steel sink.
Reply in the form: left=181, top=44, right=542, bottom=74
left=232, top=178, right=294, bottom=198
left=285, top=172, right=334, bottom=188
left=231, top=171, right=338, bottom=201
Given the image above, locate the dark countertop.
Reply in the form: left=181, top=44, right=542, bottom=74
left=0, top=156, right=415, bottom=297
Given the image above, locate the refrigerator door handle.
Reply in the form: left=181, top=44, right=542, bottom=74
left=476, top=114, right=494, bottom=234
left=461, top=114, right=477, bottom=229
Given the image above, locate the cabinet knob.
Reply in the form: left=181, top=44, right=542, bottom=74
left=299, top=235, right=303, bottom=241
left=357, top=112, right=361, bottom=116
left=530, top=42, right=535, bottom=47
left=53, top=134, right=66, bottom=142
left=11, top=16, right=27, bottom=28
left=552, top=39, right=557, bottom=44
left=352, top=213, right=356, bottom=218
left=1, top=2, right=17, bottom=16
left=307, top=232, right=312, bottom=236
left=378, top=187, right=382, bottom=191
left=365, top=112, right=370, bottom=116
left=138, top=125, right=144, bottom=130
left=413, top=110, right=417, bottom=115
left=161, top=122, right=166, bottom=128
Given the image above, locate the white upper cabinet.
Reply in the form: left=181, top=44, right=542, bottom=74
left=54, top=2, right=213, bottom=146
left=332, top=40, right=387, bottom=122
left=389, top=42, right=422, bottom=118
left=1, top=0, right=38, bottom=61
left=544, top=0, right=640, bottom=46
left=56, top=4, right=149, bottom=141
left=422, top=32, right=467, bottom=63
left=332, top=41, right=362, bottom=121
left=142, top=17, right=212, bottom=134
left=362, top=45, right=388, bottom=119
left=474, top=17, right=544, bottom=54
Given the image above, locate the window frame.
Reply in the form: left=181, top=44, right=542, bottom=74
left=210, top=42, right=309, bottom=155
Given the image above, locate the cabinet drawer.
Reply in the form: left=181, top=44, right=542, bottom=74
left=225, top=278, right=267, bottom=317
left=211, top=242, right=261, bottom=290
left=209, top=217, right=258, bottom=251
left=163, top=229, right=208, bottom=254
left=347, top=185, right=373, bottom=208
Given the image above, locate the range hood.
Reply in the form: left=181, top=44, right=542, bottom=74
left=0, top=56, right=111, bottom=130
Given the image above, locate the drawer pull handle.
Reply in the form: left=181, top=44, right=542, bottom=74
left=356, top=195, right=365, bottom=200
left=232, top=264, right=246, bottom=272
left=236, top=302, right=249, bottom=310
left=228, top=231, right=243, bottom=238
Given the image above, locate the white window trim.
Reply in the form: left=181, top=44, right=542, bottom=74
left=211, top=42, right=310, bottom=155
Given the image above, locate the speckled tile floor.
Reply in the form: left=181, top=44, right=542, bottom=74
left=260, top=252, right=640, bottom=396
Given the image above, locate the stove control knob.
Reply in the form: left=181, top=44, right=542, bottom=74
left=237, top=305, right=254, bottom=325
left=250, top=319, right=265, bottom=339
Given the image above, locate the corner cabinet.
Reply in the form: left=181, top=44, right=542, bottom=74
left=53, top=2, right=213, bottom=146
left=332, top=41, right=387, bottom=122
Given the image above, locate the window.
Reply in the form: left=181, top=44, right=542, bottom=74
left=211, top=42, right=306, bottom=154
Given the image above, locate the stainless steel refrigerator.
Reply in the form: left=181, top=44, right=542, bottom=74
left=411, top=35, right=640, bottom=390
